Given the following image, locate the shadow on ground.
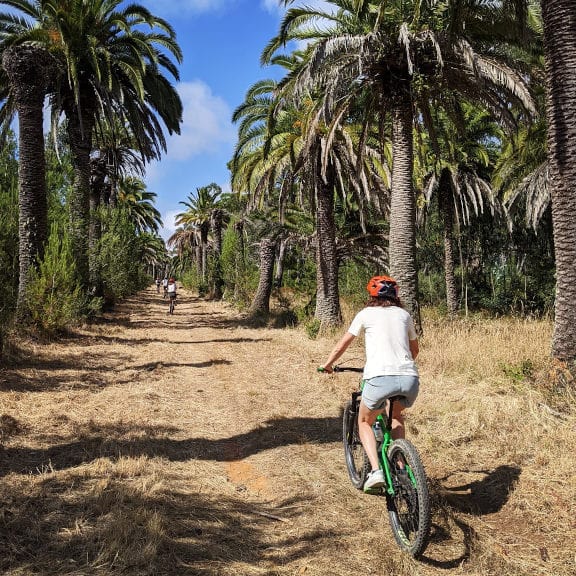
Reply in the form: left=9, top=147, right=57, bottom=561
left=0, top=416, right=341, bottom=478
left=420, top=465, right=522, bottom=569
left=0, top=473, right=337, bottom=575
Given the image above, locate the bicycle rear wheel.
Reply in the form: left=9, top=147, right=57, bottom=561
left=386, top=439, right=431, bottom=557
left=342, top=400, right=370, bottom=489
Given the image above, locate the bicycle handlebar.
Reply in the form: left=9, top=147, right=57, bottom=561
left=317, top=365, right=363, bottom=373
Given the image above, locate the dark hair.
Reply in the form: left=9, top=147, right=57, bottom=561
left=366, top=295, right=403, bottom=308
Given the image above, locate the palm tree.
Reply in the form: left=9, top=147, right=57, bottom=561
left=89, top=119, right=151, bottom=294
left=249, top=237, right=277, bottom=318
left=419, top=104, right=502, bottom=316
left=493, top=113, right=548, bottom=231
left=1, top=0, right=183, bottom=289
left=137, top=232, right=169, bottom=279
left=232, top=65, right=388, bottom=328
left=174, top=184, right=223, bottom=296
left=541, top=0, right=576, bottom=363
left=0, top=43, right=55, bottom=316
left=117, top=177, right=162, bottom=236
left=271, top=0, right=538, bottom=328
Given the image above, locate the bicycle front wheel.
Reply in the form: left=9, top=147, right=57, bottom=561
left=342, top=400, right=370, bottom=489
left=386, top=439, right=431, bottom=557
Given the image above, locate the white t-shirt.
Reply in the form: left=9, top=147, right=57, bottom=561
left=167, top=282, right=176, bottom=294
left=347, top=306, right=418, bottom=379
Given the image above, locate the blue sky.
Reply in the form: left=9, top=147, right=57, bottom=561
left=137, top=0, right=332, bottom=242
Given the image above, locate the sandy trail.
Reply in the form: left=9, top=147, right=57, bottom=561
left=0, top=286, right=498, bottom=575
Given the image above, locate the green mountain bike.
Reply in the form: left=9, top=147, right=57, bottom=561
left=329, top=366, right=431, bottom=557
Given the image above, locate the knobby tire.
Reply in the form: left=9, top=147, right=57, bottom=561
left=342, top=400, right=370, bottom=489
left=386, top=438, right=431, bottom=557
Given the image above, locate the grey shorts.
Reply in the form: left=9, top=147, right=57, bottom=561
left=361, top=375, right=419, bottom=411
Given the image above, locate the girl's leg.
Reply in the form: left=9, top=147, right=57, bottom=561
left=390, top=400, right=405, bottom=440
left=358, top=400, right=383, bottom=471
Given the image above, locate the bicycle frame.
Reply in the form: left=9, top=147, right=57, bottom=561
left=353, top=386, right=410, bottom=497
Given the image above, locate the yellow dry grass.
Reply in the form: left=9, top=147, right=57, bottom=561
left=0, top=287, right=574, bottom=576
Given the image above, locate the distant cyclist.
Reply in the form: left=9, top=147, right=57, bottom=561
left=155, top=277, right=161, bottom=293
left=319, top=275, right=420, bottom=492
left=162, top=276, right=169, bottom=298
left=167, top=277, right=177, bottom=311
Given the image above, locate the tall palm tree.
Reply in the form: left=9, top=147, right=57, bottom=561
left=1, top=0, right=183, bottom=289
left=0, top=43, right=55, bottom=316
left=271, top=0, right=538, bottom=327
left=541, top=0, right=576, bottom=363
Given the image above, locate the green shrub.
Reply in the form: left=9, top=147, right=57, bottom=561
left=26, top=224, right=83, bottom=334
left=97, top=209, right=149, bottom=303
left=304, top=318, right=321, bottom=339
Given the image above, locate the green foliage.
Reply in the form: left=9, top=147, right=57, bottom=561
left=501, top=359, right=534, bottom=384
left=220, top=225, right=254, bottom=306
left=0, top=135, right=20, bottom=348
left=26, top=224, right=84, bottom=334
left=282, top=247, right=316, bottom=296
left=304, top=318, right=321, bottom=340
left=180, top=265, right=208, bottom=296
left=339, top=261, right=374, bottom=310
left=96, top=209, right=149, bottom=303
left=418, top=271, right=448, bottom=309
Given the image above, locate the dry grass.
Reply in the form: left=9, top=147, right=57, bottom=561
left=0, top=289, right=574, bottom=575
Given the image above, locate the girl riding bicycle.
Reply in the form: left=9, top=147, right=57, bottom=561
left=167, top=277, right=177, bottom=313
left=319, top=275, right=420, bottom=492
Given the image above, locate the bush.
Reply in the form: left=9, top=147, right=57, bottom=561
left=26, top=224, right=84, bottom=334
left=97, top=209, right=149, bottom=303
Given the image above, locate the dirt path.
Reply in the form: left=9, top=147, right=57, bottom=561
left=0, top=287, right=556, bottom=575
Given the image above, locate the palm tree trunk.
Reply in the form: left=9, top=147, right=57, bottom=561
left=200, top=222, right=210, bottom=280
left=274, top=238, right=287, bottom=288
left=314, top=168, right=342, bottom=328
left=211, top=209, right=224, bottom=299
left=249, top=237, right=276, bottom=316
left=234, top=221, right=246, bottom=299
left=542, top=0, right=576, bottom=364
left=439, top=168, right=459, bottom=316
left=2, top=46, right=53, bottom=317
left=389, top=98, right=421, bottom=332
left=67, top=110, right=94, bottom=290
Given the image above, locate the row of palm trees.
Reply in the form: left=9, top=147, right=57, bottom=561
left=228, top=0, right=538, bottom=328
left=223, top=0, right=575, bottom=365
left=2, top=1, right=575, bottom=366
left=0, top=0, right=182, bottom=316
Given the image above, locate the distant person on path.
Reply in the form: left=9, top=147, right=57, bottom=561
left=319, top=275, right=420, bottom=492
left=167, top=277, right=177, bottom=309
left=162, top=276, right=169, bottom=298
left=155, top=277, right=161, bottom=293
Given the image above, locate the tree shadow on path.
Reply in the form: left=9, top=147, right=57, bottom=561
left=0, top=415, right=341, bottom=478
left=0, top=473, right=336, bottom=575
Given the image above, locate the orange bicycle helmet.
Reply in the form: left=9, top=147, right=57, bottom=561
left=367, top=275, right=398, bottom=299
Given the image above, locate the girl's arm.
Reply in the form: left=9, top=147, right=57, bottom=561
left=320, top=332, right=356, bottom=373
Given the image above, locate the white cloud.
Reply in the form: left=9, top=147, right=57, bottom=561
left=159, top=209, right=180, bottom=243
left=167, top=80, right=235, bottom=161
